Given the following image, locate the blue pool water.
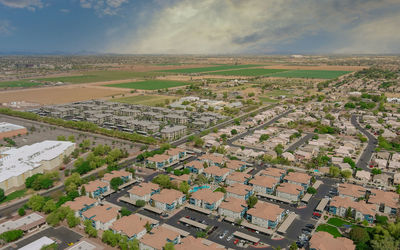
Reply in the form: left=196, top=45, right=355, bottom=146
left=189, top=185, right=211, bottom=193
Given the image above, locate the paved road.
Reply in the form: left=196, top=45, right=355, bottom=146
left=227, top=109, right=293, bottom=146
left=285, top=133, right=315, bottom=153
left=351, top=115, right=378, bottom=171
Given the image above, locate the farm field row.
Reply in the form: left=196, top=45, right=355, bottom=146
left=105, top=80, right=191, bottom=90
left=113, top=95, right=177, bottom=106
left=0, top=70, right=163, bottom=88
left=210, top=69, right=352, bottom=79
left=159, top=64, right=262, bottom=73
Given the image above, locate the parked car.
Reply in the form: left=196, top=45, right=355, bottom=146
left=234, top=239, right=239, bottom=245
left=305, top=224, right=315, bottom=229
left=227, top=234, right=234, bottom=241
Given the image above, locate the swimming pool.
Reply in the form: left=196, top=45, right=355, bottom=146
left=189, top=185, right=211, bottom=193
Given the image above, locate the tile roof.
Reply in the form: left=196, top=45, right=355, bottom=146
left=110, top=214, right=150, bottom=238
left=250, top=175, right=278, bottom=188
left=140, top=226, right=180, bottom=249
left=64, top=196, right=97, bottom=211
left=82, top=205, right=119, bottom=224
left=368, top=189, right=399, bottom=208
left=218, top=197, right=247, bottom=213
left=226, top=183, right=252, bottom=196
left=259, top=168, right=286, bottom=178
left=151, top=189, right=184, bottom=204
left=331, top=196, right=376, bottom=215
left=84, top=180, right=109, bottom=192
left=191, top=189, right=224, bottom=204
left=310, top=231, right=355, bottom=250
left=128, top=182, right=159, bottom=197
left=247, top=201, right=284, bottom=222
left=338, top=183, right=366, bottom=198
left=276, top=183, right=302, bottom=195
left=226, top=172, right=251, bottom=183
left=203, top=165, right=230, bottom=176
left=103, top=170, right=131, bottom=182
left=284, top=172, right=311, bottom=184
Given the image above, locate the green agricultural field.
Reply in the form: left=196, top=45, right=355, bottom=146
left=316, top=224, right=342, bottom=238
left=113, top=95, right=177, bottom=106
left=211, top=68, right=288, bottom=76
left=0, top=71, right=164, bottom=87
left=270, top=70, right=352, bottom=79
left=105, top=80, right=191, bottom=90
left=0, top=81, right=43, bottom=88
left=159, top=64, right=262, bottom=73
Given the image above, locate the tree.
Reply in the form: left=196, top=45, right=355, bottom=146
left=43, top=200, right=57, bottom=214
left=66, top=213, right=80, bottom=228
left=152, top=174, right=172, bottom=189
left=0, top=188, right=5, bottom=202
left=84, top=220, right=98, bottom=238
left=121, top=207, right=132, bottom=217
left=289, top=242, right=298, bottom=250
left=27, top=195, right=45, bottom=211
left=343, top=157, right=356, bottom=168
left=329, top=166, right=340, bottom=177
left=349, top=227, right=370, bottom=244
left=274, top=144, right=284, bottom=155
left=164, top=242, right=175, bottom=250
left=135, top=200, right=146, bottom=207
left=18, top=207, right=25, bottom=216
left=231, top=129, right=238, bottom=135
left=145, top=222, right=152, bottom=233
left=345, top=207, right=353, bottom=218
left=259, top=134, right=270, bottom=142
left=0, top=229, right=23, bottom=242
left=80, top=185, right=86, bottom=196
left=110, top=177, right=123, bottom=191
left=247, top=195, right=258, bottom=208
left=307, top=187, right=317, bottom=194
left=341, top=170, right=352, bottom=179
left=371, top=168, right=382, bottom=175
left=375, top=215, right=388, bottom=225
left=179, top=181, right=190, bottom=195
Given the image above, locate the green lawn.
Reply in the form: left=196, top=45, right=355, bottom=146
left=269, top=70, right=352, bottom=79
left=0, top=189, right=27, bottom=204
left=0, top=81, right=43, bottom=88
left=159, top=64, right=262, bottom=73
left=211, top=68, right=288, bottom=76
left=327, top=218, right=354, bottom=227
left=105, top=80, right=191, bottom=90
left=113, top=95, right=177, bottom=106
left=316, top=224, right=342, bottom=238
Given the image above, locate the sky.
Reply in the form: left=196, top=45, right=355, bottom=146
left=0, top=0, right=400, bottom=54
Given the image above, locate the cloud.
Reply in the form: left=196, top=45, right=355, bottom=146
left=0, top=20, right=14, bottom=36
left=107, top=0, right=400, bottom=54
left=0, top=0, right=43, bottom=11
left=79, top=0, right=128, bottom=16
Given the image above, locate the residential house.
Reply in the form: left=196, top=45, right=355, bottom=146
left=146, top=154, right=171, bottom=169
left=329, top=196, right=375, bottom=223
left=259, top=168, right=286, bottom=181
left=185, top=160, right=205, bottom=174
left=250, top=175, right=279, bottom=195
left=189, top=189, right=224, bottom=211
left=110, top=214, right=153, bottom=240
left=82, top=205, right=119, bottom=230
left=394, top=173, right=400, bottom=185
left=226, top=183, right=253, bottom=200
left=355, top=170, right=371, bottom=182
left=226, top=172, right=252, bottom=185
left=225, top=160, right=247, bottom=172
left=310, top=231, right=355, bottom=250
left=64, top=196, right=98, bottom=218
left=284, top=172, right=312, bottom=190
left=140, top=226, right=181, bottom=250
left=203, top=166, right=230, bottom=183
left=150, top=189, right=185, bottom=211
left=83, top=180, right=110, bottom=198
left=165, top=148, right=187, bottom=162
left=199, top=154, right=225, bottom=167
left=368, top=189, right=399, bottom=215
left=246, top=201, right=285, bottom=229
left=276, top=183, right=303, bottom=202
left=128, top=182, right=160, bottom=202
left=102, top=170, right=132, bottom=184
left=338, top=183, right=366, bottom=201
left=175, top=236, right=221, bottom=250
left=218, top=197, right=248, bottom=220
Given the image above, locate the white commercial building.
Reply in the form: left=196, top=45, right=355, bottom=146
left=0, top=140, right=75, bottom=192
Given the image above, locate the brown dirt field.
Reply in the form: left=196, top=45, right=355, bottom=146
left=0, top=83, right=129, bottom=105
left=262, top=65, right=368, bottom=71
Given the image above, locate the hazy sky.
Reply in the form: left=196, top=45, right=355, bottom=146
left=0, top=0, right=400, bottom=54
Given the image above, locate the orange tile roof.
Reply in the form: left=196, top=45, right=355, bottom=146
left=175, top=236, right=220, bottom=250
left=64, top=196, right=97, bottom=211
left=199, top=154, right=225, bottom=164
left=191, top=189, right=224, bottom=204
left=147, top=154, right=170, bottom=162
left=184, top=160, right=204, bottom=170
left=140, top=226, right=180, bottom=249
left=84, top=180, right=109, bottom=192
left=338, top=183, right=366, bottom=198
left=310, top=231, right=355, bottom=250
left=82, top=205, right=119, bottom=224
left=219, top=197, right=247, bottom=213
left=368, top=189, right=399, bottom=208
left=226, top=160, right=246, bottom=170
left=226, top=183, right=252, bottom=196
left=110, top=214, right=149, bottom=238
left=247, top=201, right=284, bottom=222
left=276, top=183, right=302, bottom=195
left=103, top=170, right=131, bottom=182
left=284, top=172, right=311, bottom=184
left=226, top=172, right=251, bottom=183
left=203, top=166, right=230, bottom=176
left=331, top=196, right=376, bottom=215
left=166, top=148, right=186, bottom=156
left=260, top=168, right=286, bottom=178
left=151, top=189, right=184, bottom=204
left=128, top=182, right=159, bottom=197
left=250, top=175, right=278, bottom=188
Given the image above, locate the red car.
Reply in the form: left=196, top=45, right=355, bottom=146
left=313, top=212, right=321, bottom=217
left=253, top=242, right=259, bottom=246
left=233, top=239, right=239, bottom=245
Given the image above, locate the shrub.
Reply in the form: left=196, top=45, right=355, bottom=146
left=0, top=229, right=23, bottom=242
